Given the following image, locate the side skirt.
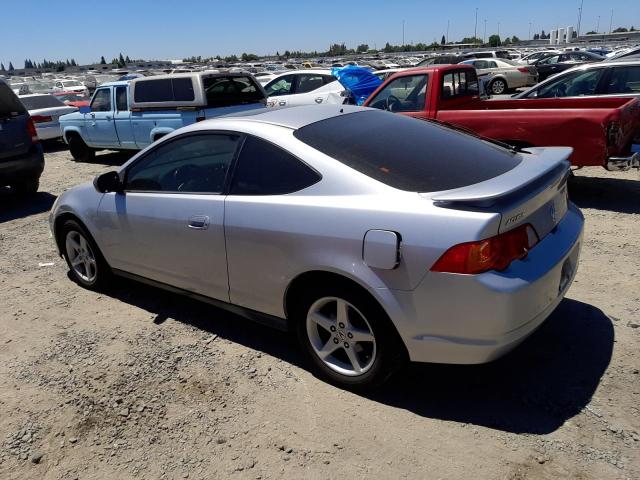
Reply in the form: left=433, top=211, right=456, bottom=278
left=112, top=269, right=289, bottom=332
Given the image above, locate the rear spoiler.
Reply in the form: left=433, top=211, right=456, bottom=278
left=428, top=147, right=572, bottom=208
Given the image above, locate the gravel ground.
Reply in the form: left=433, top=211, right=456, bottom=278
left=0, top=144, right=638, bottom=480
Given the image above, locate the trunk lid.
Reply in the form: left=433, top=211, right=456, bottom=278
left=426, top=146, right=572, bottom=240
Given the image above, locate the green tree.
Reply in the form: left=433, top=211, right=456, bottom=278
left=613, top=27, right=628, bottom=33
left=441, top=34, right=446, bottom=45
left=511, top=35, right=520, bottom=43
left=241, top=53, right=259, bottom=62
left=356, top=43, right=369, bottom=53
left=118, top=53, right=125, bottom=66
left=100, top=56, right=106, bottom=64
left=284, top=50, right=291, bottom=57
left=0, top=63, right=5, bottom=71
left=125, top=55, right=131, bottom=63
left=586, top=30, right=597, bottom=35
left=488, top=34, right=501, bottom=47
left=8, top=62, right=14, bottom=71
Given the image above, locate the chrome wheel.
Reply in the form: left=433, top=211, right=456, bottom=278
left=306, top=297, right=377, bottom=377
left=65, top=231, right=97, bottom=283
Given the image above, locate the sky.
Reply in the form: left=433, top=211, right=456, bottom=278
left=1, top=0, right=639, bottom=67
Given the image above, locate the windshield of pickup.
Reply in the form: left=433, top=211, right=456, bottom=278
left=368, top=74, right=428, bottom=112
left=203, top=75, right=265, bottom=107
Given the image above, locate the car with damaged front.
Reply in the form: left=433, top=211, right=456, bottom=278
left=49, top=105, right=583, bottom=389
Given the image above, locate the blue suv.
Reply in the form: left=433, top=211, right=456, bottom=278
left=0, top=79, right=44, bottom=194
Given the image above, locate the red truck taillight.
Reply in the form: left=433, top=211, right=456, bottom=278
left=26, top=117, right=39, bottom=143
left=431, top=224, right=539, bottom=274
left=31, top=115, right=53, bottom=123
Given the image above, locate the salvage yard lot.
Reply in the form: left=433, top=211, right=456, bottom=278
left=1, top=145, right=639, bottom=480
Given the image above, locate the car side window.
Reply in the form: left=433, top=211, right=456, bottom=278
left=125, top=134, right=241, bottom=193
left=606, top=66, right=640, bottom=94
left=488, top=61, right=498, bottom=68
left=229, top=135, right=320, bottom=195
left=322, top=75, right=337, bottom=85
left=295, top=74, right=326, bottom=94
left=368, top=74, right=428, bottom=112
left=535, top=69, right=605, bottom=98
left=539, top=55, right=560, bottom=65
left=115, top=86, right=128, bottom=111
left=441, top=70, right=479, bottom=99
left=91, top=89, right=112, bottom=112
left=264, top=75, right=295, bottom=96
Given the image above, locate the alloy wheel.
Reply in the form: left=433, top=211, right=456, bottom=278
left=65, top=231, right=97, bottom=283
left=306, top=296, right=377, bottom=376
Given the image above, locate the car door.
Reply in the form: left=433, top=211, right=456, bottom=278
left=96, top=132, right=242, bottom=300
left=113, top=85, right=136, bottom=148
left=286, top=73, right=331, bottom=106
left=86, top=87, right=118, bottom=147
left=264, top=74, right=295, bottom=108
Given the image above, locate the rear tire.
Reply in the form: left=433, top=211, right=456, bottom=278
left=68, top=135, right=95, bottom=162
left=490, top=78, right=508, bottom=95
left=294, top=283, right=406, bottom=390
left=60, top=219, right=111, bottom=290
left=12, top=177, right=40, bottom=196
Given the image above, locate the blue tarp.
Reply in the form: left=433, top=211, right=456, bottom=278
left=332, top=66, right=382, bottom=105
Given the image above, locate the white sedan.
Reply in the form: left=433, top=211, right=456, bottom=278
left=52, top=79, right=89, bottom=97
left=263, top=70, right=346, bottom=108
left=19, top=94, right=77, bottom=140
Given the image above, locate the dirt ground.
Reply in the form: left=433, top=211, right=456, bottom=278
left=0, top=144, right=638, bottom=480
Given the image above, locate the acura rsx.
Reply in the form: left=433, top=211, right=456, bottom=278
left=49, top=105, right=583, bottom=388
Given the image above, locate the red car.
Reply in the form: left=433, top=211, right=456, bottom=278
left=364, top=64, right=640, bottom=171
left=53, top=91, right=90, bottom=108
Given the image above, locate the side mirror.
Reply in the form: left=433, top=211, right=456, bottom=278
left=93, top=171, right=123, bottom=193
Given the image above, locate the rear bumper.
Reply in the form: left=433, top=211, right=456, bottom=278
left=0, top=144, right=45, bottom=185
left=35, top=123, right=63, bottom=140
left=387, top=203, right=584, bottom=364
left=606, top=152, right=639, bottom=171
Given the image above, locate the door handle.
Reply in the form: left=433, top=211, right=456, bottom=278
left=315, top=97, right=323, bottom=104
left=278, top=100, right=287, bottom=106
left=106, top=116, right=112, bottom=121
left=188, top=215, right=209, bottom=230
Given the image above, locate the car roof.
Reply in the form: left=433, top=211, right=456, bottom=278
left=18, top=93, right=51, bottom=98
left=203, top=104, right=366, bottom=130
left=270, top=69, right=333, bottom=78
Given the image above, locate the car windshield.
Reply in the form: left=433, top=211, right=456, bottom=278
left=20, top=95, right=66, bottom=109
left=293, top=110, right=521, bottom=192
left=0, top=82, right=27, bottom=117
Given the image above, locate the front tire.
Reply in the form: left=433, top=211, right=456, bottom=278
left=68, top=135, right=95, bottom=162
left=60, top=219, right=111, bottom=290
left=295, top=284, right=405, bottom=389
left=490, top=78, right=507, bottom=95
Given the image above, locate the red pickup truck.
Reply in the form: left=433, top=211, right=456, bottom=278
left=363, top=64, right=640, bottom=171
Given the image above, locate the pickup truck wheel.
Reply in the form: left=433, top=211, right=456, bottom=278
left=12, top=178, right=40, bottom=196
left=489, top=78, right=507, bottom=95
left=68, top=135, right=95, bottom=162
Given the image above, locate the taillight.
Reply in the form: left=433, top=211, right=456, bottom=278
left=31, top=115, right=53, bottom=123
left=607, top=121, right=621, bottom=147
left=26, top=117, right=39, bottom=143
left=431, top=224, right=539, bottom=274
left=517, top=67, right=530, bottom=73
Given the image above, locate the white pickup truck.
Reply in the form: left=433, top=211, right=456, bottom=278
left=59, top=72, right=267, bottom=161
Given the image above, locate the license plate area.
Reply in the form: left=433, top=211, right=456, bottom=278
left=558, top=248, right=576, bottom=294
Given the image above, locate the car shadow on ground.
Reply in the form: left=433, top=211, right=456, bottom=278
left=0, top=189, right=57, bottom=223
left=569, top=174, right=640, bottom=214
left=100, top=276, right=612, bottom=435
left=91, top=150, right=136, bottom=167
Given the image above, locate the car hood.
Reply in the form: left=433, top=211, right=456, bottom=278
left=59, top=111, right=85, bottom=123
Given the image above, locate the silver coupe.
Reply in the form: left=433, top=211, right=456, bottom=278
left=50, top=105, right=584, bottom=388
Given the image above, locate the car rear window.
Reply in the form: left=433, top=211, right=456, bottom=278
left=134, top=77, right=195, bottom=103
left=202, top=75, right=265, bottom=107
left=20, top=95, right=65, bottom=110
left=293, top=110, right=521, bottom=192
left=0, top=83, right=27, bottom=117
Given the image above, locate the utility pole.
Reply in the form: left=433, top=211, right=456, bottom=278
left=529, top=22, right=532, bottom=40
left=498, top=21, right=500, bottom=39
left=483, top=19, right=487, bottom=44
left=577, top=0, right=584, bottom=37
left=609, top=9, right=613, bottom=33
left=474, top=8, right=478, bottom=42
left=402, top=20, right=406, bottom=46
left=596, top=15, right=600, bottom=33
left=446, top=19, right=450, bottom=44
